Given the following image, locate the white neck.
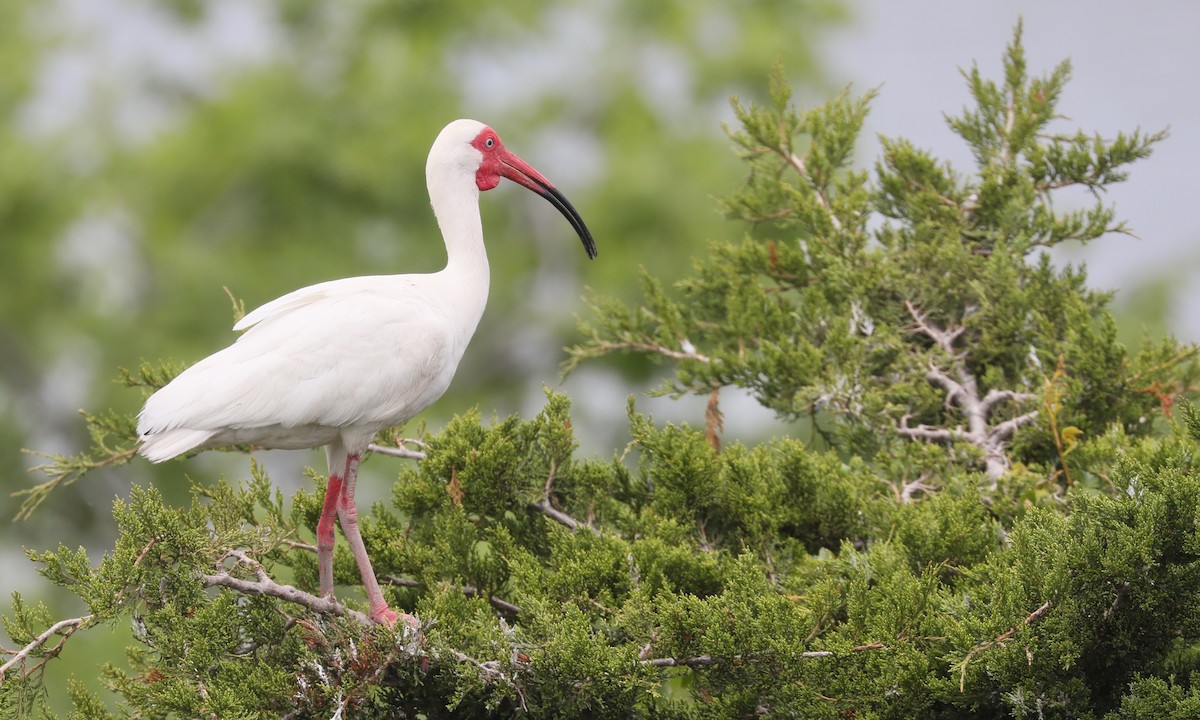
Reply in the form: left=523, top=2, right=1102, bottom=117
left=426, top=162, right=491, bottom=340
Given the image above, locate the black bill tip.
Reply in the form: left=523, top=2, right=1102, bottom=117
left=533, top=178, right=597, bottom=260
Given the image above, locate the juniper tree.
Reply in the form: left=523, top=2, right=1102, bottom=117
left=568, top=45, right=1182, bottom=490
left=6, top=25, right=1200, bottom=719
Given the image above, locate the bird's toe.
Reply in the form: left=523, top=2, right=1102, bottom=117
left=371, top=606, right=419, bottom=629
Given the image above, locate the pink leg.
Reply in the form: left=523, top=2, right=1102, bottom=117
left=316, top=472, right=344, bottom=599
left=333, top=445, right=416, bottom=627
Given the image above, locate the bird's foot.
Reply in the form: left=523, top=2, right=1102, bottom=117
left=370, top=605, right=418, bottom=630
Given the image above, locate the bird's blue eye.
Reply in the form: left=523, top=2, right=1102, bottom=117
left=485, top=137, right=494, bottom=148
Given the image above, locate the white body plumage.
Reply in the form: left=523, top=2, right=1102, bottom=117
left=133, top=118, right=595, bottom=625
left=137, top=119, right=501, bottom=460
left=137, top=273, right=478, bottom=460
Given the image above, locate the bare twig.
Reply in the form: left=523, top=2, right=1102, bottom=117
left=853, top=642, right=887, bottom=652
left=110, top=537, right=161, bottom=607
left=897, top=415, right=965, bottom=444
left=1001, top=88, right=1017, bottom=166
left=989, top=411, right=1040, bottom=441
left=1103, top=582, right=1130, bottom=622
left=381, top=575, right=522, bottom=616
left=981, top=389, right=1038, bottom=414
left=641, top=655, right=720, bottom=668
left=905, top=301, right=966, bottom=353
left=133, top=538, right=159, bottom=567
left=367, top=442, right=426, bottom=460
left=451, top=650, right=528, bottom=711
left=0, top=615, right=93, bottom=681
left=896, top=473, right=935, bottom=503
left=203, top=551, right=370, bottom=625
left=203, top=571, right=367, bottom=624
left=958, top=601, right=1052, bottom=691
left=640, top=642, right=886, bottom=669
left=542, top=459, right=558, bottom=503
left=282, top=539, right=318, bottom=553
left=529, top=500, right=599, bottom=535
left=451, top=650, right=505, bottom=678
left=528, top=457, right=598, bottom=534
left=784, top=152, right=843, bottom=232
left=589, top=340, right=713, bottom=364
left=901, top=300, right=1039, bottom=481
left=925, top=364, right=969, bottom=409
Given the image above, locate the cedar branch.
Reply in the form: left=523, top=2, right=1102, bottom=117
left=958, top=601, right=1052, bottom=691
left=902, top=300, right=1039, bottom=480
left=0, top=615, right=93, bottom=682
left=202, top=550, right=370, bottom=625
left=382, top=575, right=522, bottom=617
left=588, top=340, right=713, bottom=364
left=529, top=500, right=599, bottom=535
left=367, top=441, right=426, bottom=460
left=641, top=642, right=887, bottom=668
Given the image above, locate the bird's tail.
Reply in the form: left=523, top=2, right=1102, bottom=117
left=138, top=428, right=216, bottom=463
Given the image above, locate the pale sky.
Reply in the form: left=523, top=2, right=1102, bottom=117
left=28, top=0, right=1199, bottom=330
left=825, top=1, right=1200, bottom=336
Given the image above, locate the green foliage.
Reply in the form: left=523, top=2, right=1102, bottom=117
left=16, top=362, right=184, bottom=520
left=12, top=394, right=1200, bottom=717
left=1105, top=675, right=1200, bottom=720
left=569, top=24, right=1192, bottom=485
left=8, top=23, right=1200, bottom=720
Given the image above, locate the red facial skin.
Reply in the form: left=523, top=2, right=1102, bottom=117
left=468, top=125, right=597, bottom=259
left=471, top=126, right=555, bottom=193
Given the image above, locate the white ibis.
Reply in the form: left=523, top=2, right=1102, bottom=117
left=136, top=119, right=596, bottom=625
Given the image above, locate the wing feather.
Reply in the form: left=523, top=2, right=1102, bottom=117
left=138, top=277, right=461, bottom=460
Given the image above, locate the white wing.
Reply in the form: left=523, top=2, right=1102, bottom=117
left=232, top=276, right=364, bottom=332
left=138, top=276, right=463, bottom=461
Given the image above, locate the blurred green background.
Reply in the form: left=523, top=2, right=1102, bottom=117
left=1, top=0, right=839, bottom=547
left=3, top=0, right=1198, bottom=711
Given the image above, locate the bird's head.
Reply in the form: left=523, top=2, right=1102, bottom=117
left=429, top=119, right=597, bottom=259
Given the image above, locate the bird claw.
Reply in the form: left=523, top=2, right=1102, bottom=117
left=371, top=606, right=419, bottom=630
left=371, top=607, right=400, bottom=625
